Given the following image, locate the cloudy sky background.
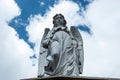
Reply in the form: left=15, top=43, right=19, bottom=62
left=0, top=0, right=120, bottom=80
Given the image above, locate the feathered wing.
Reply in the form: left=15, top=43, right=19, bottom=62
left=41, top=28, right=50, bottom=43
left=70, top=26, right=84, bottom=74
left=38, top=28, right=50, bottom=77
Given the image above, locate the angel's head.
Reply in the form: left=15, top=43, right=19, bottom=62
left=53, top=14, right=67, bottom=27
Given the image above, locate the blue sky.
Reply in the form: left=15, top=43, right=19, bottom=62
left=8, top=0, right=93, bottom=63
left=0, top=0, right=120, bottom=80
left=8, top=0, right=92, bottom=49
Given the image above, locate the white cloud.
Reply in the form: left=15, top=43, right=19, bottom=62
left=0, top=0, right=37, bottom=80
left=0, top=24, right=37, bottom=80
left=82, top=0, right=120, bottom=78
left=39, top=1, right=45, bottom=6
left=0, top=0, right=20, bottom=21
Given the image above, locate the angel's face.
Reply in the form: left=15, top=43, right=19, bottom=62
left=53, top=14, right=66, bottom=27
left=55, top=15, right=64, bottom=26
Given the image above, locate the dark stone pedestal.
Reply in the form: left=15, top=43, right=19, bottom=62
left=21, top=76, right=120, bottom=80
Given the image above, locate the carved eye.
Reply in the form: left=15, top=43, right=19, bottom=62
left=40, top=53, right=42, bottom=54
left=43, top=51, right=46, bottom=53
left=60, top=17, right=62, bottom=19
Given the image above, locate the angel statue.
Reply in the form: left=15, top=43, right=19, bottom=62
left=38, top=14, right=84, bottom=77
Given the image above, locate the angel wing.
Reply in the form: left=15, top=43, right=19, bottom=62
left=38, top=28, right=50, bottom=77
left=70, top=26, right=84, bottom=74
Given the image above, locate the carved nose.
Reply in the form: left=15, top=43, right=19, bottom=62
left=58, top=19, right=61, bottom=22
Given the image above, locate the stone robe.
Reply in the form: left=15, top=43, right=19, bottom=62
left=42, top=27, right=80, bottom=76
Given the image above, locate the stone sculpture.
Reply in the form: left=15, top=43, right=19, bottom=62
left=38, top=14, right=84, bottom=77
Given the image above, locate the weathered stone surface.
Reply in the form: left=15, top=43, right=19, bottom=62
left=38, top=13, right=84, bottom=77
left=21, top=76, right=120, bottom=80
